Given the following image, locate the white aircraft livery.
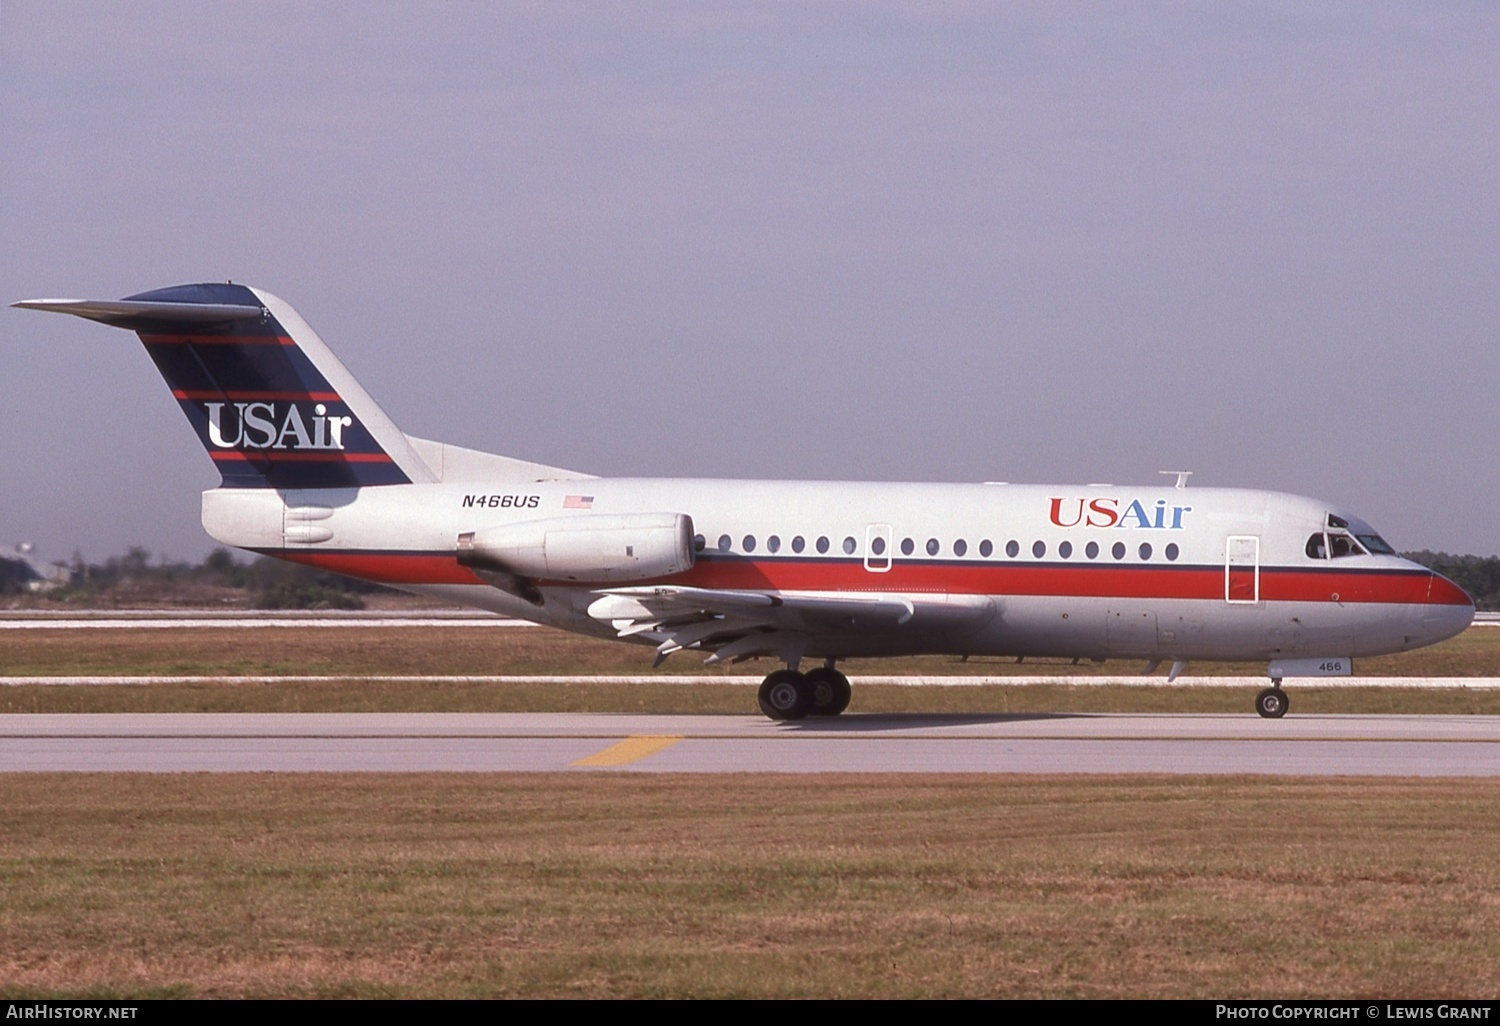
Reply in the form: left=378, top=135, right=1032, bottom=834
left=15, top=284, right=1475, bottom=720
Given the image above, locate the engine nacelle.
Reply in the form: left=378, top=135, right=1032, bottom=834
left=457, top=512, right=695, bottom=583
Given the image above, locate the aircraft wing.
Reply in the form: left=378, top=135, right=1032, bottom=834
left=587, top=585, right=993, bottom=665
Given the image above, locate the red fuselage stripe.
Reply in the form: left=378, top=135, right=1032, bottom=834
left=210, top=451, right=394, bottom=463
left=279, top=551, right=488, bottom=585
left=141, top=334, right=296, bottom=346
left=270, top=551, right=1469, bottom=605
left=173, top=390, right=342, bottom=401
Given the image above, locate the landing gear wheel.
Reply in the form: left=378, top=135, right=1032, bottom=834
left=1255, top=686, right=1289, bottom=719
left=759, top=669, right=811, bottom=721
left=804, top=667, right=852, bottom=717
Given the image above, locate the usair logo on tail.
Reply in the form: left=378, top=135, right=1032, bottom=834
left=205, top=401, right=354, bottom=451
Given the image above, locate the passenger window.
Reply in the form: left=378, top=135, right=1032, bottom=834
left=979, top=539, right=993, bottom=557
left=926, top=538, right=940, bottom=556
left=767, top=535, right=781, bottom=553
left=1032, top=540, right=1046, bottom=558
left=1112, top=542, right=1126, bottom=560
left=1086, top=541, right=1099, bottom=559
left=717, top=534, right=732, bottom=552
left=1165, top=543, right=1179, bottom=561
left=954, top=539, right=968, bottom=557
left=743, top=535, right=756, bottom=552
left=843, top=536, right=857, bottom=555
left=1305, top=533, right=1327, bottom=560
left=901, top=537, right=915, bottom=556
left=1139, top=543, right=1152, bottom=560
left=693, top=534, right=705, bottom=553
left=816, top=536, right=830, bottom=554
left=1006, top=540, right=1020, bottom=558
left=1058, top=541, right=1072, bottom=559
left=871, top=536, right=887, bottom=556
left=792, top=535, right=805, bottom=553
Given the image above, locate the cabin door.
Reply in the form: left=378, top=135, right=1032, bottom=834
left=1225, top=535, right=1260, bottom=604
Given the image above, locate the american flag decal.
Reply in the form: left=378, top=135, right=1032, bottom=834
left=563, top=495, right=594, bottom=509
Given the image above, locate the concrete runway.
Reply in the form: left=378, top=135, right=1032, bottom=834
left=0, top=611, right=534, bottom=629
left=4, top=712, right=1499, bottom=775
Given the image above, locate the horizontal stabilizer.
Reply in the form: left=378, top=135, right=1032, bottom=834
left=12, top=298, right=265, bottom=329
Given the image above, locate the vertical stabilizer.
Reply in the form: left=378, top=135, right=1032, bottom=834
left=14, top=283, right=435, bottom=489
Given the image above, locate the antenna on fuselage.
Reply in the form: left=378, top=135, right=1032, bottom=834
left=1160, top=470, right=1193, bottom=490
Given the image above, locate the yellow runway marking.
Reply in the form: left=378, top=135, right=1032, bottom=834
left=572, top=735, right=684, bottom=767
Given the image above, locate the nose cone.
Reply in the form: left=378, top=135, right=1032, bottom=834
left=1417, top=571, right=1475, bottom=646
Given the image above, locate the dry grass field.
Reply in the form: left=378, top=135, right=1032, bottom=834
left=1, top=625, right=1498, bottom=998
left=4, top=621, right=1497, bottom=677
left=2, top=775, right=1499, bottom=999
left=0, top=623, right=1496, bottom=715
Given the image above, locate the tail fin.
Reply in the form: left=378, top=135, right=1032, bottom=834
left=14, top=283, right=434, bottom=489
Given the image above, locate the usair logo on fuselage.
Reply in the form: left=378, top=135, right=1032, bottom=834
left=1048, top=496, right=1194, bottom=530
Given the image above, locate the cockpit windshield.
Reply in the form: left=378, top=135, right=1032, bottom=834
left=1328, top=533, right=1364, bottom=558
left=1306, top=513, right=1398, bottom=560
left=1306, top=531, right=1383, bottom=560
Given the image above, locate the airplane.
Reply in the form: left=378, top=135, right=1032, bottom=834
left=14, top=283, right=1475, bottom=720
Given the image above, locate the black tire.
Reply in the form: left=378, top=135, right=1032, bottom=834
left=759, top=669, right=811, bottom=721
left=1255, top=686, right=1289, bottom=719
left=804, top=666, right=852, bottom=716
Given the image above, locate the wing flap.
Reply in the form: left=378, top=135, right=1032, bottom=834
left=590, top=585, right=994, bottom=665
left=595, top=585, right=918, bottom=627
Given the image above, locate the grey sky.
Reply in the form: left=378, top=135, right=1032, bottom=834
left=4, top=2, right=1498, bottom=563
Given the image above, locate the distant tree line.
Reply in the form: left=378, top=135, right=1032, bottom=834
left=2, top=546, right=390, bottom=609
left=1402, top=552, right=1500, bottom=612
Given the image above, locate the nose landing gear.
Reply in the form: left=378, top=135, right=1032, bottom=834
left=1255, top=679, right=1289, bottom=719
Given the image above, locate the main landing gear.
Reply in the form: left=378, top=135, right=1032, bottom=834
left=757, top=664, right=852, bottom=721
left=1255, top=679, right=1290, bottom=719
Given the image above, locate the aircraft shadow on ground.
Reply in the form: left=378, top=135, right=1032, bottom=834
left=781, top=711, right=1095, bottom=733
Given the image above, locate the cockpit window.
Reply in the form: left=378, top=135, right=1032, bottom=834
left=1328, top=532, right=1367, bottom=558
left=1313, top=517, right=1393, bottom=558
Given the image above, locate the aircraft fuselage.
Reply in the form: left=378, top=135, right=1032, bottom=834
left=202, top=479, right=1472, bottom=665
